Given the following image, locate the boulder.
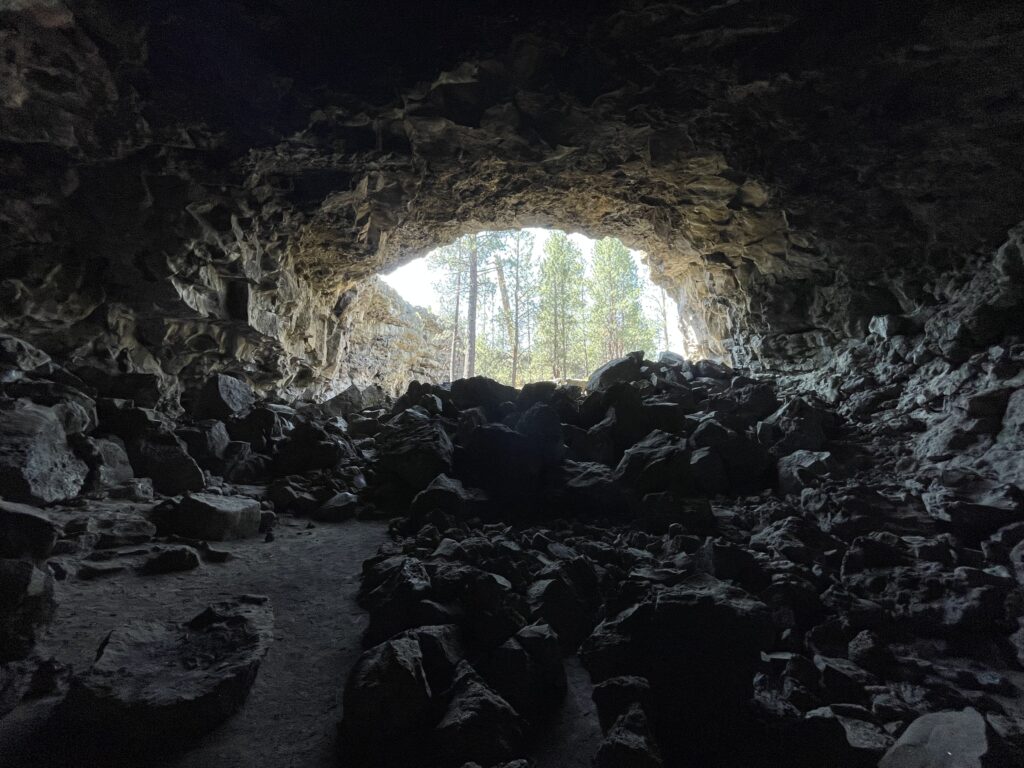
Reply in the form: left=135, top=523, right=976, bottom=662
left=879, top=708, right=1011, bottom=768
left=594, top=703, right=663, bottom=768
left=0, top=499, right=60, bottom=560
left=777, top=450, right=835, bottom=496
left=62, top=595, right=273, bottom=747
left=77, top=436, right=135, bottom=489
left=374, top=417, right=454, bottom=497
left=0, top=400, right=88, bottom=503
left=432, top=661, right=525, bottom=767
left=161, top=493, right=261, bottom=540
left=126, top=430, right=205, bottom=496
left=450, top=376, right=517, bottom=418
left=341, top=625, right=464, bottom=767
left=587, top=352, right=644, bottom=392
left=193, top=374, right=256, bottom=420
left=137, top=545, right=201, bottom=575
left=0, top=559, right=55, bottom=661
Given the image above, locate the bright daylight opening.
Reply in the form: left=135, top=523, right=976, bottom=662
left=381, top=229, right=692, bottom=386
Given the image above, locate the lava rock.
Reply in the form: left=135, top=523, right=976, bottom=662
left=62, top=595, right=272, bottom=748
left=0, top=559, right=55, bottom=661
left=137, top=545, right=201, bottom=575
left=0, top=499, right=60, bottom=560
left=879, top=707, right=1012, bottom=768
left=76, top=436, right=135, bottom=489
left=0, top=400, right=88, bottom=504
left=432, top=661, right=525, bottom=767
left=193, top=374, right=256, bottom=420
left=160, top=493, right=261, bottom=540
left=587, top=352, right=644, bottom=392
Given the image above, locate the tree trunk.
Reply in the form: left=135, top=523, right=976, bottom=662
left=493, top=254, right=515, bottom=351
left=660, top=288, right=670, bottom=351
left=449, top=253, right=462, bottom=381
left=511, top=238, right=521, bottom=386
left=463, top=236, right=478, bottom=378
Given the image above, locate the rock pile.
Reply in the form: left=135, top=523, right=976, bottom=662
left=2, top=327, right=1023, bottom=767
left=340, top=350, right=1024, bottom=767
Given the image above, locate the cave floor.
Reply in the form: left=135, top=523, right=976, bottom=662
left=3, top=515, right=384, bottom=768
left=1, top=511, right=605, bottom=768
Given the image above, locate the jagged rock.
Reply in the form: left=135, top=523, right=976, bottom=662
left=592, top=676, right=652, bottom=732
left=193, top=374, right=256, bottom=420
left=374, top=416, right=454, bottom=498
left=126, top=430, right=205, bottom=496
left=65, top=510, right=156, bottom=550
left=62, top=595, right=272, bottom=748
left=76, top=436, right=135, bottom=489
left=312, top=491, right=359, bottom=521
left=160, top=493, right=261, bottom=541
left=0, top=559, right=55, bottom=661
left=341, top=625, right=465, bottom=767
left=137, top=545, right=201, bottom=575
left=450, top=377, right=517, bottom=419
left=0, top=499, right=60, bottom=560
left=587, top=352, right=644, bottom=392
left=0, top=400, right=88, bottom=504
left=777, top=450, right=835, bottom=495
left=176, top=420, right=231, bottom=470
left=879, top=708, right=1011, bottom=768
left=432, top=661, right=525, bottom=767
left=594, top=703, right=663, bottom=768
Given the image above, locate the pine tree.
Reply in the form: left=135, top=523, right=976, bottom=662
left=587, top=237, right=656, bottom=362
left=535, top=232, right=587, bottom=380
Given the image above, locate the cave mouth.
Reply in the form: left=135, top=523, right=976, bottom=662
left=379, top=228, right=699, bottom=387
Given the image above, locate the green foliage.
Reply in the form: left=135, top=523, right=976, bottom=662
left=426, top=230, right=660, bottom=385
left=587, top=237, right=656, bottom=361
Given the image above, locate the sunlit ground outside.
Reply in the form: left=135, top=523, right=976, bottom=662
left=382, top=229, right=691, bottom=386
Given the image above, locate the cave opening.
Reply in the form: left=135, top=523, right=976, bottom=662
left=378, top=228, right=698, bottom=388
left=2, top=2, right=1024, bottom=768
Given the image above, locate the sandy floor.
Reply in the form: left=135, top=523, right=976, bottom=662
left=2, top=513, right=602, bottom=767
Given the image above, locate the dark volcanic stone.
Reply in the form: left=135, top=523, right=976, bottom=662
left=0, top=400, right=88, bottom=504
left=62, top=595, right=273, bottom=749
left=193, top=374, right=256, bottom=420
left=879, top=707, right=1011, bottom=768
left=0, top=558, right=56, bottom=661
left=161, top=493, right=261, bottom=541
left=0, top=499, right=60, bottom=560
left=587, top=352, right=644, bottom=392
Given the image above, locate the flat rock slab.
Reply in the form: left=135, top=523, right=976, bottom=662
left=879, top=708, right=1010, bottom=768
left=63, top=595, right=273, bottom=748
left=164, top=493, right=261, bottom=541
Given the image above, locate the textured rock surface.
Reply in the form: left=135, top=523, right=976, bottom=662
left=3, top=1, right=1022, bottom=394
left=62, top=595, right=273, bottom=748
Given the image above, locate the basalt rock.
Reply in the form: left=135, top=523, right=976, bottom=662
left=0, top=400, right=88, bottom=504
left=62, top=595, right=273, bottom=750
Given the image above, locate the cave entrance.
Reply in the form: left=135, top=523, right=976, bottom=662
left=381, top=229, right=697, bottom=387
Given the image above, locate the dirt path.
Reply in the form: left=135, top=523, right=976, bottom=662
left=3, top=516, right=388, bottom=768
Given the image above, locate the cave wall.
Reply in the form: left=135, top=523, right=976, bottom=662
left=2, top=0, right=1023, bottom=398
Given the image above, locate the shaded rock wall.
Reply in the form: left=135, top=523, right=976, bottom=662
left=2, top=1, right=1023, bottom=396
left=337, top=278, right=448, bottom=396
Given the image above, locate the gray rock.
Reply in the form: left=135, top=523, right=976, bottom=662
left=137, top=545, right=201, bottom=575
left=77, top=436, right=135, bottom=489
left=587, top=352, right=644, bottom=392
left=0, top=499, right=60, bottom=560
left=879, top=708, right=1011, bottom=768
left=0, top=400, right=88, bottom=504
left=162, top=493, right=261, bottom=540
left=194, top=374, right=255, bottom=420
left=0, top=559, right=55, bottom=661
left=63, top=595, right=272, bottom=746
left=777, top=450, right=835, bottom=496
